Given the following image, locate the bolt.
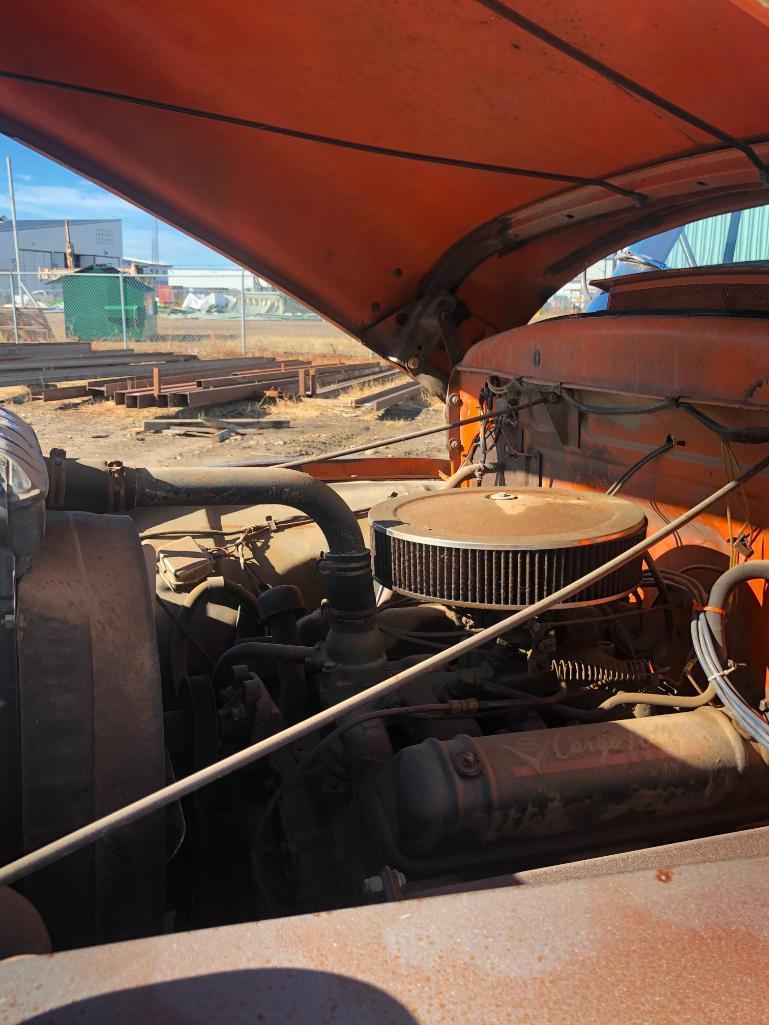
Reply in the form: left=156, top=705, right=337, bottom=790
left=449, top=440, right=463, bottom=453
left=362, top=875, right=385, bottom=896
left=406, top=356, right=420, bottom=371
left=453, top=749, right=482, bottom=778
left=390, top=869, right=407, bottom=892
left=448, top=393, right=462, bottom=406
left=1, top=613, right=15, bottom=629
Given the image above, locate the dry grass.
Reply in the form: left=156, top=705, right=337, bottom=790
left=89, top=319, right=368, bottom=362
left=0, top=385, right=31, bottom=403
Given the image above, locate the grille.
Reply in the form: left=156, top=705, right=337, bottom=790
left=370, top=488, right=647, bottom=609
left=608, top=281, right=769, bottom=314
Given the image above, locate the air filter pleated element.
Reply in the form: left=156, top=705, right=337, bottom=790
left=370, top=488, right=647, bottom=609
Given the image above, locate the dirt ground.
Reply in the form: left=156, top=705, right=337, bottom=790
left=1, top=323, right=449, bottom=467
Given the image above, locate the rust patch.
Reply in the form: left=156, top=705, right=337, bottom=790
left=3, top=857, right=769, bottom=1024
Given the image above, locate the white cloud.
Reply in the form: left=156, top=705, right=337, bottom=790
left=0, top=184, right=134, bottom=218
left=1, top=181, right=234, bottom=268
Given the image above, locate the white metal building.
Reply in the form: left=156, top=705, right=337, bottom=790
left=121, top=257, right=171, bottom=284
left=167, top=268, right=265, bottom=291
left=0, top=218, right=124, bottom=276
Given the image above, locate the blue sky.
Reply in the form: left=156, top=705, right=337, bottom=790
left=0, top=135, right=235, bottom=268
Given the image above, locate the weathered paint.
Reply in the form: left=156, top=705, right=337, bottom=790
left=1, top=2, right=768, bottom=374
left=2, top=856, right=769, bottom=1023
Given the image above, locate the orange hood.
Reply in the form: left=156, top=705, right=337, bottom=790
left=1, top=0, right=768, bottom=389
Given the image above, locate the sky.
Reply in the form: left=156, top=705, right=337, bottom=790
left=0, top=134, right=236, bottom=268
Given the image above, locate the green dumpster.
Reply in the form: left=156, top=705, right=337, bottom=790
left=62, top=265, right=157, bottom=341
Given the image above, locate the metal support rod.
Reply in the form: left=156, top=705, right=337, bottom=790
left=118, top=271, right=129, bottom=350
left=2, top=450, right=768, bottom=887
left=5, top=157, right=22, bottom=339
left=7, top=272, right=18, bottom=345
left=277, top=402, right=545, bottom=468
left=240, top=269, right=247, bottom=355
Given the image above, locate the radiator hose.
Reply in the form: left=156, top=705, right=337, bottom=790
left=48, top=458, right=385, bottom=675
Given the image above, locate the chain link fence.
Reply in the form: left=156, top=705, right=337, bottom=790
left=0, top=268, right=320, bottom=350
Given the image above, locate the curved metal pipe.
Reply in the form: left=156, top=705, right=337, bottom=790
left=705, top=561, right=769, bottom=656
left=136, top=466, right=366, bottom=555
left=212, top=641, right=316, bottom=693
left=51, top=458, right=385, bottom=671
left=170, top=576, right=263, bottom=688
left=51, top=460, right=366, bottom=556
left=441, top=462, right=494, bottom=488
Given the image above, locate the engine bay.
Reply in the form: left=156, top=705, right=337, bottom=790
left=3, top=291, right=769, bottom=954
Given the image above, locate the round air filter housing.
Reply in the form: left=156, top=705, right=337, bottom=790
left=370, top=487, right=647, bottom=609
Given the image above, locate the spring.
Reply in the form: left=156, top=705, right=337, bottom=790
left=551, top=655, right=649, bottom=686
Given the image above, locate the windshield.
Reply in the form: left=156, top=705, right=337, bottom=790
left=535, top=203, right=769, bottom=318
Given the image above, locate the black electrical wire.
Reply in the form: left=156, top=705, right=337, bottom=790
left=675, top=403, right=769, bottom=445
left=0, top=68, right=646, bottom=202
left=378, top=625, right=497, bottom=652
left=642, top=552, right=673, bottom=649
left=472, top=0, right=769, bottom=184
left=606, top=434, right=680, bottom=494
left=607, top=436, right=680, bottom=496
left=556, top=387, right=675, bottom=417
left=528, top=382, right=769, bottom=446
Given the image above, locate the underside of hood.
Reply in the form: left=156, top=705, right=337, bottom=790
left=1, top=0, right=768, bottom=390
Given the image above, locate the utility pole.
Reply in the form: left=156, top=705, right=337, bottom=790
left=241, top=270, right=247, bottom=354
left=151, top=218, right=159, bottom=265
left=5, top=157, right=38, bottom=309
left=5, top=157, right=22, bottom=312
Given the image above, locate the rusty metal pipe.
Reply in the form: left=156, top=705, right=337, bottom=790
left=598, top=683, right=716, bottom=711
left=441, top=462, right=494, bottom=488
left=3, top=450, right=769, bottom=888
left=137, top=466, right=367, bottom=555
left=49, top=460, right=383, bottom=665
left=49, top=460, right=367, bottom=555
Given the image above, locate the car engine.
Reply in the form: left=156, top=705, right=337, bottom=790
left=3, top=397, right=769, bottom=953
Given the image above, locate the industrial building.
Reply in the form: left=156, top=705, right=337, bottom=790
left=121, top=257, right=171, bottom=284
left=0, top=217, right=124, bottom=275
